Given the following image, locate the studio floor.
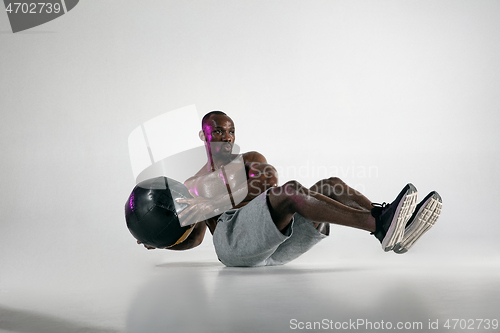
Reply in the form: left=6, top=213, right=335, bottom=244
left=1, top=1, right=500, bottom=332
left=1, top=250, right=499, bottom=333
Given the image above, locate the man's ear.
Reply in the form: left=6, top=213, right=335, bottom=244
left=199, top=130, right=206, bottom=141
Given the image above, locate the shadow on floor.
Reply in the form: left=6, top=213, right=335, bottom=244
left=126, top=264, right=439, bottom=333
left=155, top=260, right=372, bottom=275
left=155, top=261, right=223, bottom=269
left=0, top=306, right=119, bottom=333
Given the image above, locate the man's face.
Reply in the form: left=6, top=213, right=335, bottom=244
left=202, top=114, right=235, bottom=156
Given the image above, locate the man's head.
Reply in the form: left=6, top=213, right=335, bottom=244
left=200, top=111, right=235, bottom=157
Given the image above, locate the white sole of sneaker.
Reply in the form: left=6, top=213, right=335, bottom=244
left=382, top=184, right=418, bottom=251
left=393, top=192, right=442, bottom=254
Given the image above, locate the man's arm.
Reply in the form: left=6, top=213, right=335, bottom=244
left=138, top=221, right=207, bottom=251
left=170, top=152, right=277, bottom=247
left=236, top=151, right=278, bottom=207
left=166, top=221, right=207, bottom=251
left=177, top=151, right=278, bottom=225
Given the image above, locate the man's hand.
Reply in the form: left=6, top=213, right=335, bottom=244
left=176, top=197, right=222, bottom=227
left=137, top=240, right=156, bottom=250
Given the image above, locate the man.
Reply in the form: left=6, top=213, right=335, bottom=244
left=138, top=111, right=442, bottom=266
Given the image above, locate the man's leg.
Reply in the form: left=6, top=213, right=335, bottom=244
left=267, top=179, right=418, bottom=251
left=267, top=180, right=376, bottom=233
left=307, top=177, right=372, bottom=234
left=309, top=177, right=372, bottom=212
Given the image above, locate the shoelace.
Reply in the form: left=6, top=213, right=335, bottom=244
left=372, top=202, right=393, bottom=216
left=371, top=202, right=389, bottom=209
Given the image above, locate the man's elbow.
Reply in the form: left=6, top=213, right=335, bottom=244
left=167, top=240, right=198, bottom=251
left=189, top=235, right=204, bottom=249
left=167, top=231, right=204, bottom=251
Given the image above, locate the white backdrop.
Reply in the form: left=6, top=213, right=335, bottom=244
left=1, top=0, right=499, bottom=296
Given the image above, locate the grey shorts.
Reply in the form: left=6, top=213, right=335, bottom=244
left=213, top=190, right=328, bottom=267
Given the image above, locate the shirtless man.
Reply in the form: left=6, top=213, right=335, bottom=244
left=138, top=111, right=442, bottom=266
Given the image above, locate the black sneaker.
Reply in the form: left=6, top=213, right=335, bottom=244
left=371, top=183, right=418, bottom=251
left=393, top=191, right=442, bottom=254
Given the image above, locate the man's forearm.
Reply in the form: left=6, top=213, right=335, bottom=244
left=166, top=222, right=206, bottom=251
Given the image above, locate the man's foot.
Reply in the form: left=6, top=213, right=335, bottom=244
left=371, top=184, right=418, bottom=251
left=393, top=191, right=442, bottom=254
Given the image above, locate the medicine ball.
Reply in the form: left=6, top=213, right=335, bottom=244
left=125, top=176, right=195, bottom=248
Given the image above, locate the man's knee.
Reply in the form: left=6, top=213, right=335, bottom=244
left=327, top=177, right=345, bottom=186
left=269, top=180, right=306, bottom=208
left=281, top=180, right=307, bottom=196
left=311, top=177, right=345, bottom=190
left=313, top=177, right=345, bottom=197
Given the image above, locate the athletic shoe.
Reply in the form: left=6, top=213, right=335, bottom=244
left=393, top=191, right=442, bottom=254
left=371, top=183, right=418, bottom=251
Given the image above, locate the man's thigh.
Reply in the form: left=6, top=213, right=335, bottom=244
left=266, top=213, right=328, bottom=266
left=213, top=190, right=290, bottom=267
left=213, top=191, right=328, bottom=267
